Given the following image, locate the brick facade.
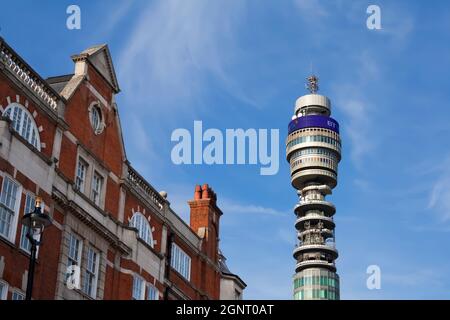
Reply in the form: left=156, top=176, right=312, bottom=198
left=0, top=37, right=245, bottom=300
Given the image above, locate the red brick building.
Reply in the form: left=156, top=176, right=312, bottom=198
left=0, top=37, right=245, bottom=300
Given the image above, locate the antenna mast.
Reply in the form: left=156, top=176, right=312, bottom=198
left=306, top=74, right=319, bottom=94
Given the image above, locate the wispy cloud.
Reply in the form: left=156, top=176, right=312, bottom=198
left=378, top=4, right=415, bottom=47
left=383, top=268, right=445, bottom=288
left=124, top=114, right=160, bottom=170
left=118, top=0, right=253, bottom=116
left=428, top=156, right=450, bottom=221
left=337, top=94, right=374, bottom=167
left=220, top=199, right=289, bottom=217
left=331, top=48, right=387, bottom=169
left=293, top=0, right=329, bottom=18
left=99, top=1, right=135, bottom=37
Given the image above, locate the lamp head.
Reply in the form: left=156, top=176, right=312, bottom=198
left=21, top=196, right=52, bottom=237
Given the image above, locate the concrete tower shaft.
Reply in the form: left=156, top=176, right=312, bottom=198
left=287, top=76, right=341, bottom=300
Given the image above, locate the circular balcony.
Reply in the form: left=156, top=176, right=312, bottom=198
left=298, top=228, right=334, bottom=239
left=294, top=200, right=336, bottom=216
left=295, top=215, right=335, bottom=230
left=301, top=184, right=332, bottom=195
left=286, top=141, right=341, bottom=161
left=293, top=244, right=338, bottom=260
left=290, top=156, right=338, bottom=175
left=291, top=169, right=337, bottom=189
left=295, top=260, right=336, bottom=272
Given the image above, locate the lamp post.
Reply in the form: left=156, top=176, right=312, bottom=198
left=21, top=196, right=52, bottom=300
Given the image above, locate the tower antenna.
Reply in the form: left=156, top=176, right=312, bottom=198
left=306, top=74, right=319, bottom=94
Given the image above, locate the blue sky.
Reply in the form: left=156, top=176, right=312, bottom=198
left=2, top=0, right=450, bottom=299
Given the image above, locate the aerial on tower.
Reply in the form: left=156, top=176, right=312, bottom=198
left=286, top=75, right=341, bottom=300
left=306, top=75, right=319, bottom=94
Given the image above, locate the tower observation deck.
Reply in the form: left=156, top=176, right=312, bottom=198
left=286, top=75, right=341, bottom=300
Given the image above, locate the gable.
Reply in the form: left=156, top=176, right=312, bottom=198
left=84, top=46, right=120, bottom=94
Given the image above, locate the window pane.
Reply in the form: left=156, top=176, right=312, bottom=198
left=20, top=194, right=36, bottom=252
left=12, top=291, right=24, bottom=300
left=91, top=173, right=103, bottom=205
left=0, top=177, right=19, bottom=239
left=76, top=159, right=87, bottom=192
left=170, top=244, right=191, bottom=281
left=0, top=282, right=7, bottom=300
left=147, top=285, right=158, bottom=300
left=130, top=213, right=153, bottom=247
left=132, top=276, right=144, bottom=300
left=68, top=233, right=81, bottom=266
left=3, top=104, right=40, bottom=150
left=82, top=246, right=98, bottom=298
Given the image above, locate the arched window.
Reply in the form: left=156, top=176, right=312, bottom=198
left=3, top=103, right=40, bottom=150
left=130, top=213, right=153, bottom=247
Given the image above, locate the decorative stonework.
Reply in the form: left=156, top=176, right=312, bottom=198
left=0, top=40, right=59, bottom=111
left=128, top=209, right=157, bottom=247
left=127, top=166, right=164, bottom=211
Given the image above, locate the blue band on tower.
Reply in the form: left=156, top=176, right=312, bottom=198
left=288, top=115, right=340, bottom=134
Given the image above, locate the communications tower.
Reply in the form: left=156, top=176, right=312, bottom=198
left=286, top=76, right=341, bottom=300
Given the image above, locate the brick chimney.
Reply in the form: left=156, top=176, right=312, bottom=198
left=188, top=184, right=222, bottom=263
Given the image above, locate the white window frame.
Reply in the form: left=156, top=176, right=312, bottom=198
left=170, top=243, right=191, bottom=281
left=129, top=212, right=153, bottom=247
left=88, top=103, right=105, bottom=135
left=82, top=245, right=100, bottom=299
left=0, top=175, right=22, bottom=243
left=11, top=289, right=25, bottom=300
left=19, top=193, right=44, bottom=255
left=75, top=157, right=88, bottom=193
left=3, top=103, right=41, bottom=150
left=67, top=233, right=83, bottom=267
left=132, top=275, right=146, bottom=300
left=90, top=171, right=103, bottom=206
left=0, top=280, right=8, bottom=300
left=147, top=284, right=159, bottom=300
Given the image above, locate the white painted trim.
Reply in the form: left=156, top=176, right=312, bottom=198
left=108, top=171, right=120, bottom=184
left=11, top=288, right=25, bottom=300
left=132, top=274, right=146, bottom=300
left=0, top=175, right=23, bottom=244
left=3, top=102, right=41, bottom=151
left=0, top=280, right=8, bottom=300
left=86, top=82, right=109, bottom=109
left=63, top=130, right=78, bottom=144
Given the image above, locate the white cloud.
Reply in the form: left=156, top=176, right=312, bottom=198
left=99, top=1, right=135, bottom=36
left=293, top=0, right=328, bottom=18
left=118, top=0, right=253, bottom=116
left=383, top=268, right=444, bottom=288
left=378, top=6, right=415, bottom=47
left=122, top=113, right=170, bottom=184
left=332, top=51, right=380, bottom=168
left=160, top=184, right=289, bottom=230
left=428, top=156, right=450, bottom=221
left=220, top=199, right=289, bottom=217
left=338, top=96, right=374, bottom=166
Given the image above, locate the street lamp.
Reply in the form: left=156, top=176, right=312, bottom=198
left=21, top=196, right=52, bottom=300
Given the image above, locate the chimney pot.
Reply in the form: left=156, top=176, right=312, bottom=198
left=194, top=185, right=202, bottom=200
left=202, top=184, right=209, bottom=199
